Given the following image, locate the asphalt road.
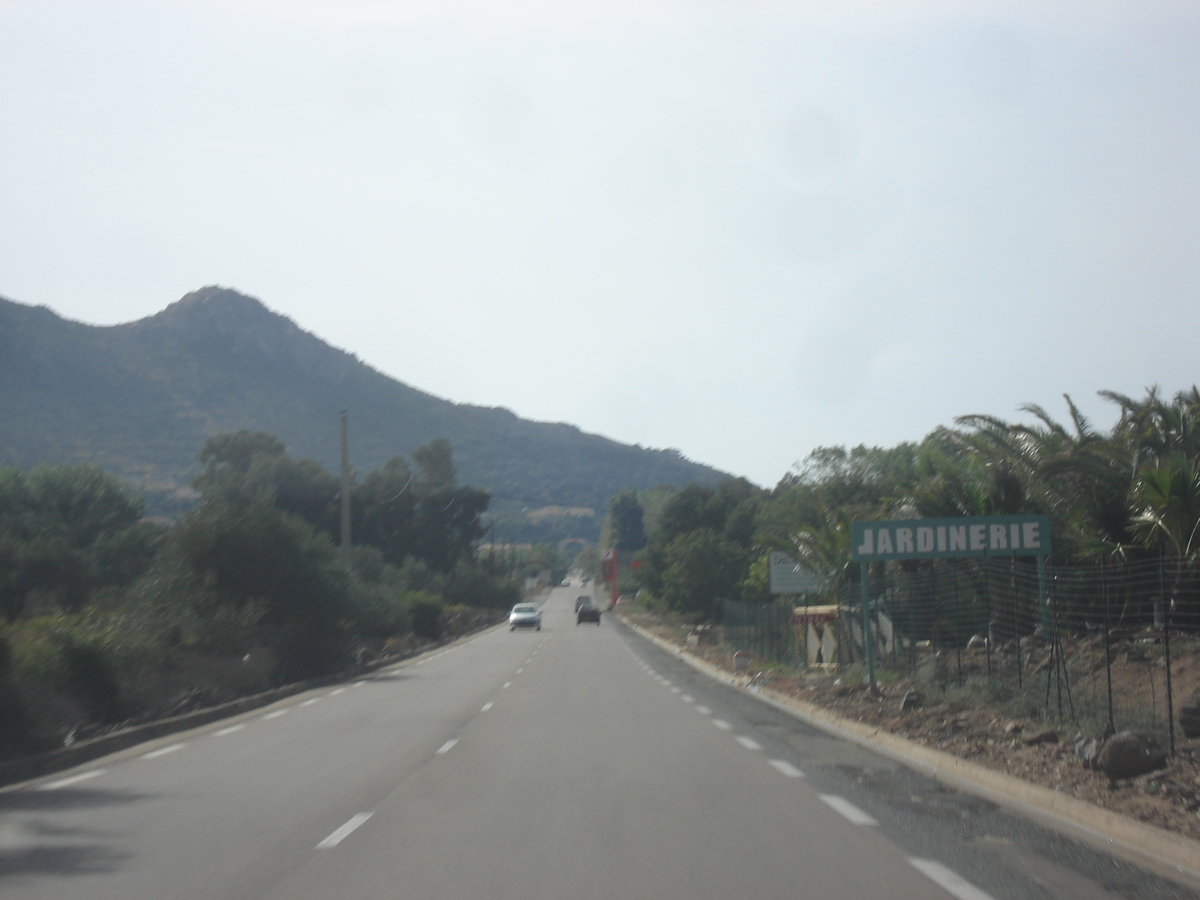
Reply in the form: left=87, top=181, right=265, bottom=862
left=1, top=585, right=1197, bottom=900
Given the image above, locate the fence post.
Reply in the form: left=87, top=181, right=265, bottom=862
left=1037, top=555, right=1050, bottom=640
left=1161, top=554, right=1175, bottom=756
left=1101, top=556, right=1114, bottom=732
left=859, top=561, right=876, bottom=690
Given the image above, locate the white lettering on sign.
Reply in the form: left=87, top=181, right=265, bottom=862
left=854, top=517, right=1050, bottom=559
left=856, top=530, right=873, bottom=556
left=949, top=526, right=966, bottom=551
left=876, top=530, right=894, bottom=554
left=1023, top=521, right=1041, bottom=549
left=917, top=527, right=934, bottom=553
left=969, top=524, right=986, bottom=551
left=989, top=524, right=1007, bottom=550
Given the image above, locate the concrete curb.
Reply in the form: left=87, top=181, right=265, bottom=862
left=617, top=615, right=1200, bottom=889
left=0, top=619, right=505, bottom=790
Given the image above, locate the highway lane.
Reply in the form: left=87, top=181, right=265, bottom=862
left=2, top=585, right=1197, bottom=899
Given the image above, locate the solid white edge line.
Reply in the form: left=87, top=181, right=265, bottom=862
left=768, top=759, right=805, bottom=778
left=481, top=701, right=494, bottom=712
left=735, top=735, right=763, bottom=751
left=908, top=859, right=997, bottom=900
left=141, top=743, right=185, bottom=760
left=215, top=724, right=246, bottom=736
left=316, top=812, right=373, bottom=849
left=819, top=794, right=878, bottom=826
left=436, top=738, right=458, bottom=754
left=40, top=769, right=105, bottom=790
left=712, top=719, right=732, bottom=731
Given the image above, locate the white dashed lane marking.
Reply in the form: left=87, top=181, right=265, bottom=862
left=908, top=859, right=997, bottom=900
left=141, top=743, right=185, bottom=760
left=40, top=770, right=105, bottom=790
left=330, top=688, right=346, bottom=696
left=353, top=681, right=366, bottom=688
left=712, top=719, right=732, bottom=731
left=263, top=709, right=289, bottom=720
left=481, top=701, right=494, bottom=712
left=695, top=705, right=712, bottom=715
left=503, top=681, right=512, bottom=689
left=436, top=738, right=458, bottom=755
left=681, top=694, right=694, bottom=703
left=316, top=812, right=372, bottom=849
left=734, top=735, right=763, bottom=751
left=819, top=794, right=878, bottom=826
left=768, top=759, right=805, bottom=778
left=300, top=698, right=320, bottom=707
left=215, top=724, right=246, bottom=737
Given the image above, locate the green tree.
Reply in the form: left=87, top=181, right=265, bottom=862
left=660, top=528, right=746, bottom=619
left=608, top=489, right=646, bottom=552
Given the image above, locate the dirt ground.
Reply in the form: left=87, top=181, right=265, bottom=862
left=620, top=607, right=1200, bottom=842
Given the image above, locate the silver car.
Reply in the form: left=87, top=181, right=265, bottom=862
left=508, top=603, right=541, bottom=631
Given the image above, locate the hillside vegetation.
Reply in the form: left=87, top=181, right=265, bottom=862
left=0, top=432, right=569, bottom=760
left=0, top=286, right=726, bottom=517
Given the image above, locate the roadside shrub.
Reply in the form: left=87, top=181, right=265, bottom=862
left=409, top=598, right=443, bottom=642
left=59, top=639, right=120, bottom=722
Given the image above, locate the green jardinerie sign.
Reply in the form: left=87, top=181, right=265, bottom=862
left=850, top=515, right=1051, bottom=561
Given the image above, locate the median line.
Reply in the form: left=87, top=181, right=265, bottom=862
left=141, top=743, right=185, bottom=760
left=768, top=759, right=805, bottom=778
left=40, top=769, right=105, bottom=790
left=316, top=812, right=373, bottom=849
left=908, top=859, right=996, bottom=900
left=819, top=794, right=878, bottom=826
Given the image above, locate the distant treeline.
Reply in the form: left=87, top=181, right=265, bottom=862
left=0, top=432, right=569, bottom=758
left=607, top=387, right=1200, bottom=622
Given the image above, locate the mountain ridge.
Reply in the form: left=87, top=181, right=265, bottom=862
left=0, top=286, right=729, bottom=514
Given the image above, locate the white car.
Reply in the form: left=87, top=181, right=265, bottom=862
left=509, top=603, right=542, bottom=631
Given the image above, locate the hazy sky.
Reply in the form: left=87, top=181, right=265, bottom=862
left=3, top=1, right=1198, bottom=488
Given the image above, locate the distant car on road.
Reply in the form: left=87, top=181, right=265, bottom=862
left=509, top=603, right=542, bottom=631
left=576, top=603, right=601, bottom=625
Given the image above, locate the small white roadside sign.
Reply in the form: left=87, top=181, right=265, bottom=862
left=768, top=551, right=819, bottom=595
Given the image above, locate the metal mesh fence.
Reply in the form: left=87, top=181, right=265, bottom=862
left=724, top=557, right=1200, bottom=753
left=722, top=599, right=797, bottom=667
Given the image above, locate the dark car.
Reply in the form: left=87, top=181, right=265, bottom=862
left=576, top=603, right=601, bottom=625
left=574, top=595, right=590, bottom=612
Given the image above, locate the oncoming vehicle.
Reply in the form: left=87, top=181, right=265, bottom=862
left=508, top=603, right=541, bottom=631
left=576, top=602, right=600, bottom=626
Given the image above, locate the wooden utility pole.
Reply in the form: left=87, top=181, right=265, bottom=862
left=340, top=411, right=352, bottom=567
